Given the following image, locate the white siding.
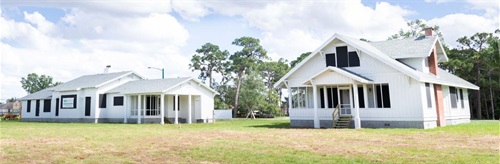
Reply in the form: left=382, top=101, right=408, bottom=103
left=399, top=58, right=425, bottom=72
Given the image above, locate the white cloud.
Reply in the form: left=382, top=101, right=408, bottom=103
left=465, top=0, right=499, bottom=17
left=424, top=0, right=454, bottom=4
left=428, top=13, right=499, bottom=47
left=0, top=2, right=196, bottom=100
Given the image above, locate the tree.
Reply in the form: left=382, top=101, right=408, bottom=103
left=290, top=52, right=311, bottom=68
left=7, top=97, right=17, bottom=102
left=238, top=72, right=266, bottom=119
left=388, top=19, right=443, bottom=41
left=229, top=37, right=268, bottom=117
left=20, top=73, right=62, bottom=94
left=259, top=58, right=289, bottom=90
left=189, top=43, right=230, bottom=88
left=440, top=32, right=500, bottom=119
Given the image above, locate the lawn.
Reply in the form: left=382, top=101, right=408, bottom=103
left=0, top=119, right=498, bottom=163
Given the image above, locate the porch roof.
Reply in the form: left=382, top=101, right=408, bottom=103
left=302, top=66, right=373, bottom=85
left=106, top=77, right=218, bottom=95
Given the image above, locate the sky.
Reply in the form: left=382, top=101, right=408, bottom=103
left=0, top=0, right=499, bottom=102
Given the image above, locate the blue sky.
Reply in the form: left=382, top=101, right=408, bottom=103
left=1, top=0, right=499, bottom=101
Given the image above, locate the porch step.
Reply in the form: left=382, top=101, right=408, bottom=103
left=334, top=116, right=352, bottom=129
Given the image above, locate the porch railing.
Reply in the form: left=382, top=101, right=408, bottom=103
left=332, top=104, right=340, bottom=127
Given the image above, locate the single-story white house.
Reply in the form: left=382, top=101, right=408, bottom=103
left=20, top=71, right=217, bottom=124
left=274, top=28, right=479, bottom=129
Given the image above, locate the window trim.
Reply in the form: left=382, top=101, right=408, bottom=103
left=113, top=96, right=124, bottom=106
left=61, top=95, right=77, bottom=109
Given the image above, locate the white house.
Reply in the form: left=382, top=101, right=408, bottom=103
left=20, top=71, right=217, bottom=124
left=274, top=28, right=479, bottom=129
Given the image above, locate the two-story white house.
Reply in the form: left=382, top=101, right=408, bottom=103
left=20, top=71, right=217, bottom=124
left=274, top=28, right=478, bottom=129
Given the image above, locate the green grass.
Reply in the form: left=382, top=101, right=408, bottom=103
left=1, top=119, right=498, bottom=163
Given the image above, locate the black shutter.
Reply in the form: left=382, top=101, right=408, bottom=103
left=43, top=100, right=51, bottom=112
left=358, top=87, right=365, bottom=108
left=27, top=100, right=31, bottom=113
left=320, top=88, right=325, bottom=108
left=332, top=88, right=339, bottom=108
left=85, top=97, right=91, bottom=116
left=336, top=46, right=349, bottom=67
left=382, top=84, right=391, bottom=108
left=325, top=53, right=336, bottom=67
left=99, top=94, right=107, bottom=108
left=348, top=52, right=360, bottom=67
left=55, top=98, right=59, bottom=116
left=376, top=85, right=382, bottom=108
left=327, top=88, right=333, bottom=108
left=35, top=100, right=40, bottom=116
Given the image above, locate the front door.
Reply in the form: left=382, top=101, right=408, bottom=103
left=338, top=87, right=351, bottom=115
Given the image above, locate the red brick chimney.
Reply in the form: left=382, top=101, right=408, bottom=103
left=424, top=27, right=434, bottom=37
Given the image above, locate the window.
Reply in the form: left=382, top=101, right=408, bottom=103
left=331, top=46, right=360, bottom=68
left=35, top=100, right=40, bottom=116
left=113, top=96, right=124, bottom=106
left=43, top=100, right=51, bottom=112
left=336, top=46, right=349, bottom=67
left=459, top=89, right=464, bottom=108
left=61, top=95, right=77, bottom=109
left=325, top=53, right=336, bottom=67
left=357, top=87, right=365, bottom=108
left=319, top=87, right=339, bottom=108
left=449, top=87, right=458, bottom=108
left=27, top=100, right=31, bottom=113
left=55, top=98, right=59, bottom=116
left=349, top=52, right=360, bottom=67
left=374, top=84, right=391, bottom=108
left=99, top=94, right=107, bottom=108
left=173, top=96, right=180, bottom=111
left=291, top=87, right=311, bottom=108
left=425, top=83, right=432, bottom=108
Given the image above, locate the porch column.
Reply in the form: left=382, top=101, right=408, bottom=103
left=123, top=96, right=128, bottom=123
left=160, top=94, right=165, bottom=124
left=174, top=94, right=179, bottom=124
left=323, top=86, right=328, bottom=108
left=188, top=95, right=192, bottom=124
left=353, top=83, right=361, bottom=129
left=363, top=84, right=368, bottom=108
left=138, top=95, right=141, bottom=124
left=312, top=81, right=319, bottom=128
left=143, top=95, right=146, bottom=120
left=286, top=81, right=292, bottom=113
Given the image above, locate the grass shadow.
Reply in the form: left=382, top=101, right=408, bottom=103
left=246, top=122, right=291, bottom=129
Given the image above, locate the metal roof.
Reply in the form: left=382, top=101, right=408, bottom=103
left=52, top=71, right=134, bottom=91
left=107, top=77, right=194, bottom=94
left=19, top=87, right=54, bottom=100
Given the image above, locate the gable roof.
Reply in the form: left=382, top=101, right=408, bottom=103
left=107, top=77, right=217, bottom=95
left=274, top=33, right=478, bottom=90
left=19, top=87, right=54, bottom=100
left=52, top=71, right=140, bottom=91
left=303, top=67, right=373, bottom=85
left=0, top=102, right=14, bottom=109
left=369, top=36, right=448, bottom=61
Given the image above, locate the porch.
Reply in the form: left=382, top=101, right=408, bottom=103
left=123, top=94, right=204, bottom=124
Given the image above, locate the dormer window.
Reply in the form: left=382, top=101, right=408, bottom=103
left=325, top=46, right=360, bottom=67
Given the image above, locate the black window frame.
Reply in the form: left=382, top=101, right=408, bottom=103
left=348, top=52, right=360, bottom=67
left=43, top=99, right=51, bottom=112
left=99, top=94, right=107, bottom=108
left=375, top=84, right=391, bottom=108
left=358, top=87, right=365, bottom=108
left=55, top=98, right=59, bottom=116
left=113, top=96, right=124, bottom=106
left=459, top=89, right=464, bottom=108
left=27, top=100, right=31, bottom=113
left=325, top=53, right=336, bottom=67
left=336, top=46, right=349, bottom=67
left=449, top=87, right=458, bottom=108
left=61, top=95, right=77, bottom=109
left=425, top=83, right=432, bottom=108
left=35, top=100, right=40, bottom=116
